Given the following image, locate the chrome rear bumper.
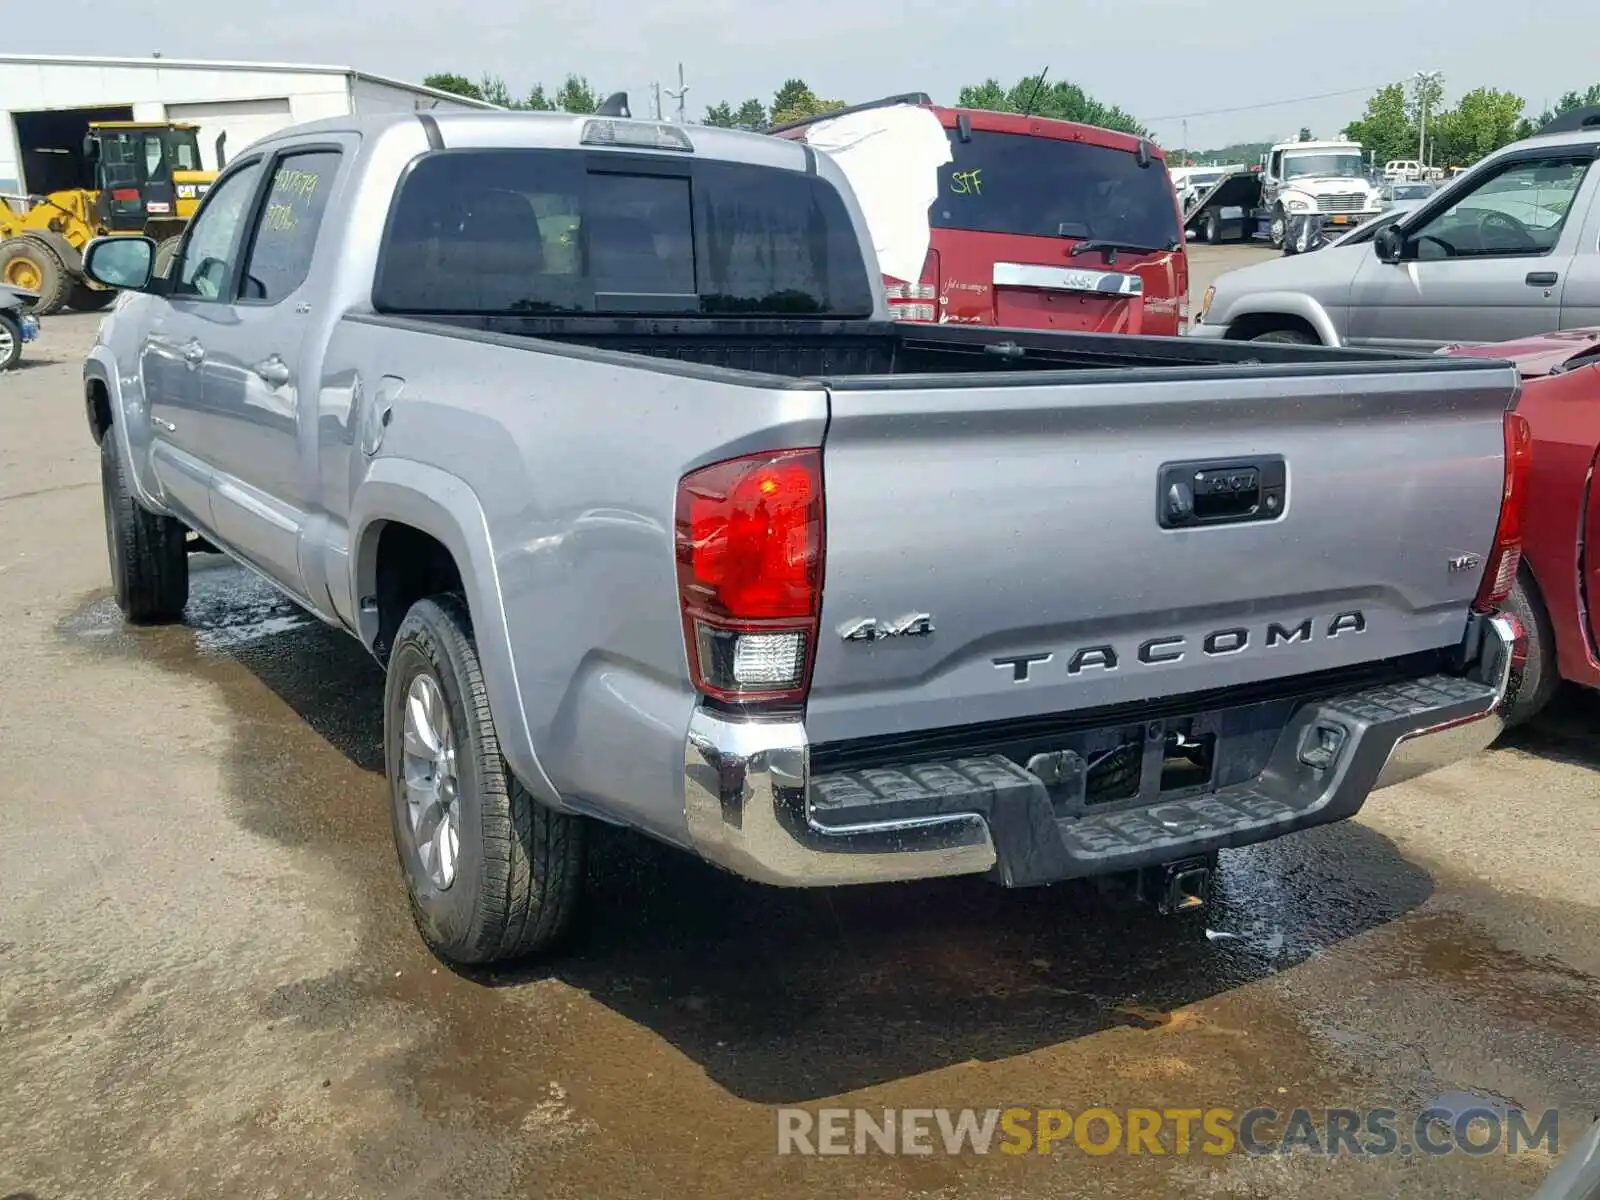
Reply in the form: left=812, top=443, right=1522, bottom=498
left=682, top=614, right=1521, bottom=888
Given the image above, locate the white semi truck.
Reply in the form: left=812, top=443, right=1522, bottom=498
left=1183, top=136, right=1383, bottom=250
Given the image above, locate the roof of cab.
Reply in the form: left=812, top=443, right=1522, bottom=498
left=244, top=109, right=819, bottom=173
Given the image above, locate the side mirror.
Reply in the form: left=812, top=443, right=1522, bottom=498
left=1373, top=224, right=1406, bottom=264
left=83, top=236, right=156, bottom=292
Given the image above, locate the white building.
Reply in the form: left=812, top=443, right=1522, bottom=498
left=0, top=52, right=497, bottom=196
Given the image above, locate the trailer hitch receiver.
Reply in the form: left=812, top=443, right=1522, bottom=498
left=1137, top=854, right=1216, bottom=915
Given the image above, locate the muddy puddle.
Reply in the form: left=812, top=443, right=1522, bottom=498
left=43, top=560, right=1600, bottom=1197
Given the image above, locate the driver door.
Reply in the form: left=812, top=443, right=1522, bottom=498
left=1346, top=152, right=1594, bottom=350
left=141, top=156, right=267, bottom=534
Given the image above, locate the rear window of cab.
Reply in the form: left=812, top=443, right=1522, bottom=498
left=373, top=148, right=876, bottom=317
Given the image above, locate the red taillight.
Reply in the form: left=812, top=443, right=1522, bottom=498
left=884, top=249, right=941, bottom=323
left=1473, top=411, right=1532, bottom=613
left=675, top=449, right=824, bottom=705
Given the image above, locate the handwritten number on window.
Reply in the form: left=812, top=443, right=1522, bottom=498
left=263, top=167, right=321, bottom=232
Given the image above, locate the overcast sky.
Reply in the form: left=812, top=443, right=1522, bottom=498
left=24, top=0, right=1597, bottom=150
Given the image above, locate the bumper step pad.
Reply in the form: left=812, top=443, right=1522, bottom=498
left=805, top=672, right=1500, bottom=885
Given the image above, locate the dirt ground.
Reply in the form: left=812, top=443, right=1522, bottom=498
left=2, top=296, right=1597, bottom=1200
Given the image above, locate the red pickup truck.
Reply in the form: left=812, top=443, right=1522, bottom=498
left=773, top=94, right=1189, bottom=336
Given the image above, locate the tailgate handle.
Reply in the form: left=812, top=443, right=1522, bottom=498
left=1158, top=456, right=1287, bottom=529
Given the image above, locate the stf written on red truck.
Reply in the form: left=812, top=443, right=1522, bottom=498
left=773, top=94, right=1189, bottom=336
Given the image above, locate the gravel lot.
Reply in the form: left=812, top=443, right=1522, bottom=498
left=2, top=285, right=1597, bottom=1200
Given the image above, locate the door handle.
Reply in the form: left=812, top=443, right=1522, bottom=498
left=1526, top=271, right=1559, bottom=288
left=252, top=356, right=291, bottom=388
left=182, top=340, right=205, bottom=366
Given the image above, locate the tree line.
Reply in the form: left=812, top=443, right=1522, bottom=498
left=421, top=68, right=1599, bottom=171
left=1343, top=80, right=1600, bottom=170
left=421, top=72, right=849, bottom=126
left=422, top=72, right=606, bottom=113
left=421, top=72, right=1144, bottom=133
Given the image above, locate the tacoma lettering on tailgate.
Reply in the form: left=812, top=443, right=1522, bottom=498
left=993, top=612, right=1367, bottom=682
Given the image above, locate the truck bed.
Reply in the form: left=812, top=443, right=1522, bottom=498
left=379, top=314, right=1477, bottom=385
left=344, top=310, right=1516, bottom=749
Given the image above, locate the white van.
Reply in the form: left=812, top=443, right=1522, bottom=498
left=1383, top=159, right=1423, bottom=182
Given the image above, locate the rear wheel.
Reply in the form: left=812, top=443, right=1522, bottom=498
left=385, top=595, right=587, bottom=964
left=1501, top=567, right=1558, bottom=730
left=1203, top=210, right=1223, bottom=244
left=1249, top=328, right=1317, bottom=345
left=0, top=236, right=69, bottom=315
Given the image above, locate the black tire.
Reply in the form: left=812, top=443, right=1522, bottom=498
left=154, top=235, right=183, bottom=280
left=385, top=595, right=586, bottom=964
left=100, top=430, right=189, bottom=623
left=1250, top=328, right=1317, bottom=345
left=0, top=235, right=70, bottom=315
left=0, top=313, right=21, bottom=371
left=69, top=283, right=117, bottom=312
left=1268, top=205, right=1287, bottom=249
left=1500, top=566, right=1558, bottom=730
left=1203, top=211, right=1222, bottom=244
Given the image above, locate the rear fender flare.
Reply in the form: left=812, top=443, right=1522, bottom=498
left=349, top=458, right=562, bottom=807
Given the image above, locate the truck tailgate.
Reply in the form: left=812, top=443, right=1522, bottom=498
left=805, top=362, right=1517, bottom=745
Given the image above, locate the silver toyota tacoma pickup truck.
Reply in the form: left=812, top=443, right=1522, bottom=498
left=80, top=110, right=1528, bottom=965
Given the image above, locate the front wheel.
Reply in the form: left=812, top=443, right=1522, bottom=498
left=1268, top=207, right=1288, bottom=249
left=385, top=595, right=587, bottom=965
left=0, top=236, right=70, bottom=315
left=100, top=432, right=189, bottom=622
left=1249, top=328, right=1317, bottom=345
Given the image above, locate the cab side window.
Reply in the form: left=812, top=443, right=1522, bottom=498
left=1408, top=156, right=1591, bottom=260
left=237, top=150, right=342, bottom=304
left=171, top=160, right=265, bottom=299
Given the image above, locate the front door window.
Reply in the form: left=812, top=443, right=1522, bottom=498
left=1405, top=157, right=1591, bottom=260
left=172, top=160, right=265, bottom=299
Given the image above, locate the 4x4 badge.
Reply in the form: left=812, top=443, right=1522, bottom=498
left=839, top=613, right=935, bottom=643
left=1447, top=553, right=1483, bottom=573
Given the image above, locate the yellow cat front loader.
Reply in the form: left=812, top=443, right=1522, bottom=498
left=0, top=121, right=218, bottom=315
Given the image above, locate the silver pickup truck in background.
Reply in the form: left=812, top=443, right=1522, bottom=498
left=81, top=110, right=1528, bottom=965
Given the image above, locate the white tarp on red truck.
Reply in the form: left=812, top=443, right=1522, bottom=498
left=798, top=103, right=952, bottom=283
